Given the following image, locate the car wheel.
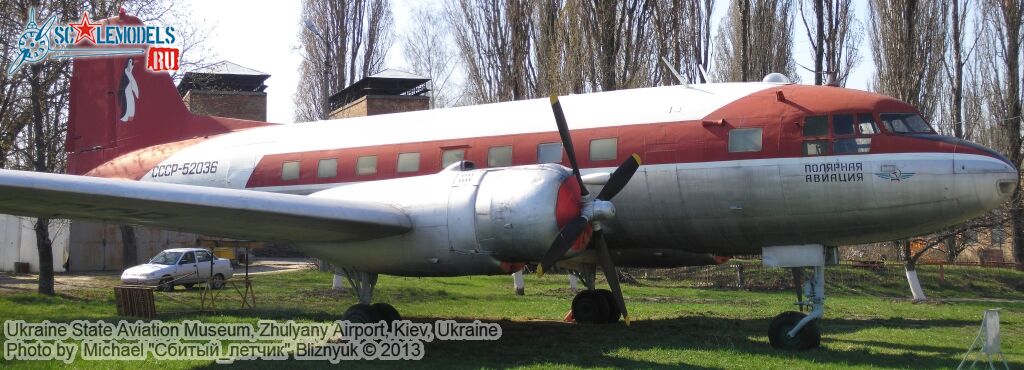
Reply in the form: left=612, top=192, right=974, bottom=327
left=211, top=274, right=226, bottom=289
left=158, top=277, right=174, bottom=292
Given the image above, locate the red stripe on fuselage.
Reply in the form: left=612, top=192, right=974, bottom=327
left=244, top=85, right=995, bottom=189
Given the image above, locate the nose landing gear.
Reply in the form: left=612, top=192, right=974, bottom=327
left=769, top=265, right=825, bottom=350
left=763, top=245, right=831, bottom=350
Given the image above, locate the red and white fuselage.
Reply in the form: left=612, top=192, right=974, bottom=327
left=72, top=80, right=1017, bottom=274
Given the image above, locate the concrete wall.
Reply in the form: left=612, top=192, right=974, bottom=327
left=68, top=221, right=199, bottom=272
left=0, top=215, right=69, bottom=273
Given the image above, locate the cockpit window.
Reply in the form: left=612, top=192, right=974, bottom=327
left=833, top=114, right=855, bottom=135
left=880, top=113, right=933, bottom=134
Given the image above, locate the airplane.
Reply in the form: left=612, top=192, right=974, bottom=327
left=0, top=12, right=1016, bottom=351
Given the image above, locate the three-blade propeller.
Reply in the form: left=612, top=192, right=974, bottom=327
left=537, top=95, right=641, bottom=325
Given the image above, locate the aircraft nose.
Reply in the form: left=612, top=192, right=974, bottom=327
left=953, top=139, right=1018, bottom=206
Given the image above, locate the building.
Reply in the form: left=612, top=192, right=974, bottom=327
left=329, top=69, right=429, bottom=119
left=178, top=61, right=270, bottom=121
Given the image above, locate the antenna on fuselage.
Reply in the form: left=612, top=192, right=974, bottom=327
left=660, top=57, right=688, bottom=88
left=698, top=63, right=711, bottom=84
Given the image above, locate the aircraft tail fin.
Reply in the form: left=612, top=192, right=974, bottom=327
left=66, top=12, right=268, bottom=175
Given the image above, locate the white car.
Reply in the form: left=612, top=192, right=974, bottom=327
left=121, top=248, right=234, bottom=291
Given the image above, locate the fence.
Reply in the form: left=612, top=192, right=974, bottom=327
left=624, top=260, right=1023, bottom=298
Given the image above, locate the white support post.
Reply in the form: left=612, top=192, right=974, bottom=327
left=512, top=270, right=525, bottom=296
left=905, top=268, right=927, bottom=301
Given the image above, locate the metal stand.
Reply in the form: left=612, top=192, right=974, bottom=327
left=958, top=309, right=1009, bottom=370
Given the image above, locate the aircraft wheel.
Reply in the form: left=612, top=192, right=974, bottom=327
left=571, top=290, right=610, bottom=324
left=371, top=303, right=402, bottom=325
left=183, top=283, right=194, bottom=290
left=342, top=304, right=380, bottom=324
left=594, top=289, right=621, bottom=323
left=768, top=311, right=820, bottom=350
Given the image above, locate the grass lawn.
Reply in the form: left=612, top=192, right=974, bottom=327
left=0, top=265, right=1021, bottom=369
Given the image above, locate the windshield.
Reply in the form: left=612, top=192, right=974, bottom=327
left=149, top=251, right=183, bottom=265
left=880, top=113, right=934, bottom=134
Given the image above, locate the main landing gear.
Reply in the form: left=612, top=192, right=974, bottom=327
left=337, top=269, right=401, bottom=324
left=768, top=264, right=825, bottom=350
left=568, top=266, right=622, bottom=324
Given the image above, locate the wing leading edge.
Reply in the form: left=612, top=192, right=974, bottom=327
left=0, top=169, right=411, bottom=243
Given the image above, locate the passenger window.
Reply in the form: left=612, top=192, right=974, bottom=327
left=397, top=152, right=420, bottom=173
left=537, top=142, right=563, bottom=163
left=832, top=114, right=855, bottom=136
left=441, top=149, right=465, bottom=168
left=834, top=138, right=872, bottom=154
left=317, top=158, right=337, bottom=178
left=281, top=161, right=300, bottom=180
left=803, top=140, right=828, bottom=156
left=196, top=251, right=212, bottom=262
left=589, top=138, right=618, bottom=161
left=857, top=114, right=878, bottom=135
left=803, top=116, right=828, bottom=136
left=728, top=128, right=763, bottom=153
left=180, top=252, right=195, bottom=264
left=488, top=146, right=513, bottom=167
left=356, top=156, right=378, bottom=175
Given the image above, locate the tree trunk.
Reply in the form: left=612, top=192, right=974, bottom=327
left=34, top=218, right=54, bottom=295
left=29, top=64, right=54, bottom=296
left=813, top=0, right=824, bottom=85
left=901, top=239, right=926, bottom=301
left=739, top=0, right=750, bottom=81
left=120, top=225, right=138, bottom=268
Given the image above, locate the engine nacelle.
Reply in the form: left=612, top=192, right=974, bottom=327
left=305, top=163, right=587, bottom=275
left=470, top=164, right=587, bottom=262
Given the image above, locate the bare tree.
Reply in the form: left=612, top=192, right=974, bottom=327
left=869, top=0, right=948, bottom=120
left=799, top=0, right=862, bottom=86
left=402, top=5, right=460, bottom=108
left=652, top=0, right=715, bottom=85
left=977, top=0, right=1024, bottom=267
left=294, top=0, right=395, bottom=121
left=712, top=0, right=798, bottom=82
left=446, top=0, right=537, bottom=103
left=578, top=0, right=657, bottom=91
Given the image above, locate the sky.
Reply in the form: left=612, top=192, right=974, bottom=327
left=183, top=0, right=875, bottom=124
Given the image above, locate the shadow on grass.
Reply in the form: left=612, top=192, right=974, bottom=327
left=184, top=312, right=1004, bottom=370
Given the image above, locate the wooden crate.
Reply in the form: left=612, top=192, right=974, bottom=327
left=114, top=286, right=156, bottom=318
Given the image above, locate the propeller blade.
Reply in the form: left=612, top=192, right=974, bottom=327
left=593, top=229, right=629, bottom=325
left=549, top=95, right=588, bottom=197
left=537, top=216, right=588, bottom=277
left=596, top=154, right=642, bottom=201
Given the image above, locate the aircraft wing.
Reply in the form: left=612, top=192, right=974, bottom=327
left=0, top=169, right=411, bottom=243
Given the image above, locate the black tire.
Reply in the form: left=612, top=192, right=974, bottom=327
left=768, top=311, right=821, bottom=350
left=594, top=289, right=621, bottom=324
left=342, top=304, right=380, bottom=324
left=571, top=290, right=610, bottom=324
left=211, top=274, right=226, bottom=289
left=370, top=303, right=402, bottom=322
left=157, top=277, right=174, bottom=292
left=183, top=283, right=195, bottom=290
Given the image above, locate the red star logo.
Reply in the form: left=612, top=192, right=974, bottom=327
left=69, top=12, right=100, bottom=44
